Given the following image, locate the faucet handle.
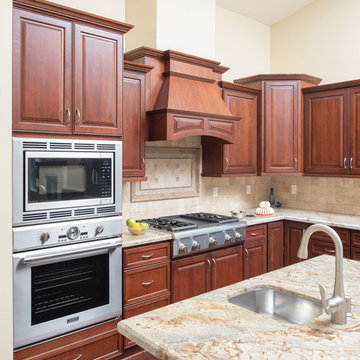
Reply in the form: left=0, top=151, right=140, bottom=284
left=345, top=295, right=353, bottom=317
left=319, top=284, right=331, bottom=315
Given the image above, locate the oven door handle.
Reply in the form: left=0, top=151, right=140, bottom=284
left=21, top=240, right=121, bottom=265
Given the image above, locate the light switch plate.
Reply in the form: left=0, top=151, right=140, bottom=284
left=213, top=187, right=218, bottom=198
left=246, top=185, right=251, bottom=195
left=291, top=184, right=297, bottom=195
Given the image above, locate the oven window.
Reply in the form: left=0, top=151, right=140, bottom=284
left=31, top=254, right=109, bottom=325
left=27, top=157, right=112, bottom=203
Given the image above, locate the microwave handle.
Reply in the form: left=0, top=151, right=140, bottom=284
left=21, top=240, right=121, bottom=265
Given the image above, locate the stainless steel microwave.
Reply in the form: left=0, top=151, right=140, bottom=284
left=13, top=138, right=122, bottom=226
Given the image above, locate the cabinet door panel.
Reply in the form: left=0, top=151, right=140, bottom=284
left=304, top=89, right=348, bottom=174
left=223, top=90, right=257, bottom=174
left=349, top=87, right=360, bottom=174
left=171, top=254, right=211, bottom=303
left=267, top=221, right=284, bottom=272
left=13, top=9, right=72, bottom=133
left=351, top=247, right=360, bottom=261
left=211, top=246, right=243, bottom=290
left=244, top=239, right=267, bottom=280
left=123, top=70, right=145, bottom=178
left=309, top=238, right=350, bottom=259
left=74, top=25, right=123, bottom=135
left=264, top=81, right=298, bottom=173
left=284, top=222, right=308, bottom=266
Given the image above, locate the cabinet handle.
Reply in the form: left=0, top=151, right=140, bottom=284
left=212, top=258, right=216, bottom=268
left=224, top=157, right=229, bottom=168
left=141, top=253, right=154, bottom=259
left=344, top=157, right=347, bottom=170
left=73, top=355, right=82, bottom=360
left=294, top=156, right=298, bottom=168
left=350, top=157, right=353, bottom=169
left=141, top=157, right=145, bottom=169
left=251, top=232, right=259, bottom=237
left=141, top=280, right=154, bottom=286
left=206, top=259, right=211, bottom=271
left=75, top=108, right=81, bottom=126
left=323, top=248, right=335, bottom=254
left=245, top=248, right=249, bottom=258
left=65, top=108, right=71, bottom=125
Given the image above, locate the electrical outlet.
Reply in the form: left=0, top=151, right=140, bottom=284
left=246, top=185, right=251, bottom=195
left=213, top=187, right=218, bottom=198
left=291, top=184, right=297, bottom=195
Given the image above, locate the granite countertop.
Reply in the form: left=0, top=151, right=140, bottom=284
left=118, top=255, right=360, bottom=359
left=122, top=208, right=360, bottom=249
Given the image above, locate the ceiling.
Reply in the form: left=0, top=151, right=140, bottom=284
left=216, top=0, right=316, bottom=25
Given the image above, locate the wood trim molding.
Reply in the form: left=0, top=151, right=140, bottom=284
left=164, top=49, right=221, bottom=69
left=124, top=46, right=165, bottom=61
left=163, top=71, right=215, bottom=84
left=302, top=79, right=360, bottom=94
left=234, top=74, right=322, bottom=85
left=124, top=60, right=153, bottom=73
left=213, top=65, right=230, bottom=74
left=13, top=0, right=133, bottom=33
left=220, top=81, right=260, bottom=94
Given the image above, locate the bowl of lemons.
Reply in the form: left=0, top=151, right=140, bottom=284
left=126, top=217, right=149, bottom=235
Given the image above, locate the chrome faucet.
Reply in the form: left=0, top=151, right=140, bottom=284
left=297, top=224, right=352, bottom=325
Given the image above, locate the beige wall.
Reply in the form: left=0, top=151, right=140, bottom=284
left=50, top=0, right=125, bottom=22
left=270, top=0, right=360, bottom=84
left=216, top=6, right=270, bottom=82
left=0, top=0, right=13, bottom=357
left=125, top=0, right=157, bottom=51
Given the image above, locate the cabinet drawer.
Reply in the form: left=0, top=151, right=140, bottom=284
left=123, top=294, right=170, bottom=349
left=351, top=231, right=360, bottom=247
left=123, top=263, right=170, bottom=305
left=124, top=242, right=170, bottom=269
left=310, top=227, right=350, bottom=245
left=309, top=239, right=351, bottom=259
left=246, top=224, right=266, bottom=242
left=47, top=333, right=121, bottom=360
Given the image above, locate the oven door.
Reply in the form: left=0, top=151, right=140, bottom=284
left=13, top=237, right=122, bottom=349
left=25, top=151, right=114, bottom=211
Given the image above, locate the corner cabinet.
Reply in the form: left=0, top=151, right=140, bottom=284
left=234, top=74, right=321, bottom=175
left=201, top=82, right=259, bottom=176
left=12, top=1, right=132, bottom=138
left=123, top=61, right=152, bottom=181
left=304, top=81, right=360, bottom=176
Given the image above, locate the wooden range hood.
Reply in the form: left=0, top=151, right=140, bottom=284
left=124, top=47, right=240, bottom=144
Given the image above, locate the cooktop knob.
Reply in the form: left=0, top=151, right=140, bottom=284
left=67, top=226, right=80, bottom=240
left=40, top=232, right=50, bottom=244
left=179, top=242, right=188, bottom=254
left=95, top=225, right=104, bottom=236
left=191, top=240, right=200, bottom=250
left=235, top=232, right=244, bottom=241
left=225, top=234, right=232, bottom=244
left=209, top=237, right=217, bottom=247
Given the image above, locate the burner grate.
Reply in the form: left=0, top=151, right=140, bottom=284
left=140, top=217, right=197, bottom=232
left=182, top=212, right=239, bottom=224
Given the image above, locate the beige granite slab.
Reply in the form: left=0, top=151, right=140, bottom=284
left=118, top=255, right=360, bottom=359
left=122, top=228, right=172, bottom=248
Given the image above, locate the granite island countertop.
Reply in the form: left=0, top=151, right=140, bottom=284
left=118, top=255, right=360, bottom=359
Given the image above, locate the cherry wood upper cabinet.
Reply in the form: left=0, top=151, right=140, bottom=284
left=201, top=82, right=259, bottom=177
left=74, top=25, right=123, bottom=136
left=123, top=61, right=152, bottom=181
left=13, top=9, right=72, bottom=134
left=303, top=80, right=360, bottom=176
left=12, top=0, right=132, bottom=138
left=234, top=74, right=322, bottom=175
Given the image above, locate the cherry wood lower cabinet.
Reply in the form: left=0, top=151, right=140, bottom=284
left=351, top=230, right=360, bottom=261
left=284, top=221, right=308, bottom=266
left=267, top=221, right=284, bottom=272
left=171, top=245, right=243, bottom=303
left=244, top=225, right=267, bottom=279
left=14, top=318, right=123, bottom=360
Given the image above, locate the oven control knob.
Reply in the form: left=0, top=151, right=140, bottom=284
left=95, top=225, right=104, bottom=236
left=67, top=226, right=80, bottom=240
left=191, top=240, right=200, bottom=251
left=40, top=232, right=50, bottom=244
left=178, top=243, right=188, bottom=254
left=209, top=237, right=217, bottom=247
left=235, top=232, right=244, bottom=241
left=225, top=234, right=232, bottom=244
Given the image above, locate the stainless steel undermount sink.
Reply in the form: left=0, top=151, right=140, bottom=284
left=228, top=287, right=323, bottom=325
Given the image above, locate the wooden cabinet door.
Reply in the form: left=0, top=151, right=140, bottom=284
left=171, top=254, right=211, bottom=303
left=74, top=25, right=123, bottom=136
left=304, top=89, right=348, bottom=175
left=349, top=87, right=360, bottom=174
left=211, top=245, right=243, bottom=290
left=123, top=70, right=146, bottom=178
left=267, top=221, right=284, bottom=272
left=351, top=247, right=360, bottom=261
left=309, top=238, right=351, bottom=259
left=263, top=81, right=299, bottom=173
left=222, top=89, right=258, bottom=174
left=284, top=221, right=308, bottom=266
left=13, top=9, right=72, bottom=134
